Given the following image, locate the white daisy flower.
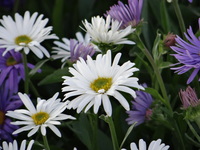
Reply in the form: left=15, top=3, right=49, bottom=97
left=121, top=139, right=170, bottom=150
left=2, top=140, right=34, bottom=150
left=62, top=50, right=144, bottom=116
left=6, top=92, right=76, bottom=137
left=82, top=15, right=135, bottom=45
left=52, top=32, right=96, bottom=67
left=0, top=11, right=58, bottom=59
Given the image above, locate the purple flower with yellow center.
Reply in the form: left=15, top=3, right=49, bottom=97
left=126, top=84, right=154, bottom=126
left=170, top=18, right=200, bottom=84
left=105, top=0, right=143, bottom=28
left=0, top=48, right=36, bottom=94
left=0, top=86, right=22, bottom=142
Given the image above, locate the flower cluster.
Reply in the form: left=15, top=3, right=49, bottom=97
left=0, top=0, right=200, bottom=149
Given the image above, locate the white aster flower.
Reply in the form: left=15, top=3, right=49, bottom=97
left=2, top=140, right=34, bottom=150
left=0, top=11, right=58, bottom=59
left=82, top=15, right=135, bottom=45
left=6, top=92, right=76, bottom=137
left=62, top=50, right=144, bottom=116
left=121, top=139, right=170, bottom=150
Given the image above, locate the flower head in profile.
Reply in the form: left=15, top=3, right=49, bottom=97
left=179, top=86, right=200, bottom=121
left=106, top=0, right=143, bottom=28
left=170, top=18, right=200, bottom=84
left=0, top=11, right=58, bottom=59
left=6, top=92, right=76, bottom=137
left=0, top=48, right=37, bottom=94
left=0, top=86, right=22, bottom=142
left=52, top=32, right=96, bottom=67
left=62, top=50, right=144, bottom=116
left=82, top=15, right=135, bottom=51
left=126, top=84, right=154, bottom=126
left=1, top=140, right=34, bottom=150
left=121, top=139, right=170, bottom=150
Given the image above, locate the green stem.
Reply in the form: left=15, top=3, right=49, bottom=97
left=172, top=0, right=186, bottom=37
left=173, top=120, right=186, bottom=150
left=186, top=120, right=200, bottom=142
left=107, top=116, right=119, bottom=150
left=42, top=135, right=50, bottom=150
left=136, top=34, right=172, bottom=113
left=29, top=80, right=40, bottom=97
left=136, top=34, right=186, bottom=148
left=22, top=52, right=29, bottom=94
left=88, top=113, right=98, bottom=150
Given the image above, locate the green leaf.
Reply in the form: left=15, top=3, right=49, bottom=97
left=120, top=123, right=136, bottom=149
left=29, top=59, right=49, bottom=77
left=67, top=113, right=93, bottom=150
left=160, top=0, right=170, bottom=33
left=145, top=87, right=166, bottom=105
left=159, top=61, right=172, bottom=69
left=152, top=31, right=162, bottom=60
left=38, top=68, right=70, bottom=85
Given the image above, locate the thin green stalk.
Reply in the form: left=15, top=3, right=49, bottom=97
left=88, top=113, right=98, bottom=150
left=173, top=120, right=186, bottom=150
left=29, top=81, right=40, bottom=97
left=186, top=120, right=200, bottom=142
left=172, top=0, right=186, bottom=37
left=136, top=34, right=172, bottom=113
left=42, top=135, right=50, bottom=150
left=107, top=116, right=119, bottom=150
left=22, top=52, right=29, bottom=94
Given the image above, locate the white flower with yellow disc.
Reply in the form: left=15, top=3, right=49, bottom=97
left=6, top=92, right=76, bottom=137
left=62, top=50, right=144, bottom=116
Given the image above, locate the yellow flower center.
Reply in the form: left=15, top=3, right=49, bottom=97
left=31, top=112, right=49, bottom=125
left=0, top=111, right=5, bottom=125
left=6, top=57, right=17, bottom=66
left=15, top=35, right=32, bottom=45
left=90, top=77, right=112, bottom=93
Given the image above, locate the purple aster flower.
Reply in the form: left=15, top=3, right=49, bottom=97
left=0, top=85, right=22, bottom=142
left=0, top=48, right=37, bottom=94
left=52, top=34, right=96, bottom=67
left=126, top=84, right=154, bottom=126
left=170, top=18, right=200, bottom=84
left=105, top=0, right=143, bottom=28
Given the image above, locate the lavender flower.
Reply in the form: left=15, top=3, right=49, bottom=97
left=179, top=86, right=200, bottom=123
left=188, top=0, right=193, bottom=3
left=126, top=84, right=154, bottom=126
left=52, top=33, right=96, bottom=67
left=0, top=85, right=22, bottom=142
left=0, top=48, right=37, bottom=94
left=105, top=0, right=143, bottom=28
left=170, top=18, right=200, bottom=84
left=179, top=86, right=200, bottom=109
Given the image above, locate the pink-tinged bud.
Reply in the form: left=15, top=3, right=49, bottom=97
left=163, top=33, right=176, bottom=48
